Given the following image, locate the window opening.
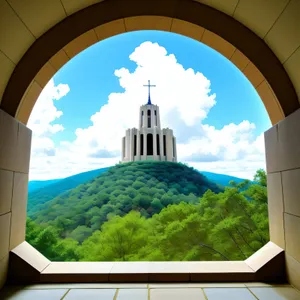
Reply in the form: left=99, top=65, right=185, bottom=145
left=134, top=135, right=137, bottom=156
left=157, top=134, right=160, bottom=155
left=147, top=109, right=151, bottom=128
left=147, top=133, right=153, bottom=155
left=140, top=134, right=144, bottom=155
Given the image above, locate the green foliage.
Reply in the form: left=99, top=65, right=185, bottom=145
left=29, top=161, right=220, bottom=241
left=254, top=168, right=267, bottom=187
left=69, top=226, right=93, bottom=243
left=27, top=167, right=110, bottom=214
left=26, top=165, right=269, bottom=262
left=26, top=218, right=78, bottom=261
left=79, top=211, right=148, bottom=261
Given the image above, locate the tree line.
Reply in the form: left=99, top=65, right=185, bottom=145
left=26, top=166, right=268, bottom=261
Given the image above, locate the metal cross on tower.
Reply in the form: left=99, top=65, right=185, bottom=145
left=143, top=80, right=156, bottom=105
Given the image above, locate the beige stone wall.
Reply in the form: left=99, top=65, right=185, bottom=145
left=0, top=109, right=32, bottom=288
left=0, top=0, right=299, bottom=288
left=265, top=108, right=300, bottom=290
left=2, top=1, right=295, bottom=126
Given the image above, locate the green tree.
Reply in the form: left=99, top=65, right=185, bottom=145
left=79, top=212, right=148, bottom=261
left=27, top=163, right=268, bottom=263
left=69, top=225, right=93, bottom=243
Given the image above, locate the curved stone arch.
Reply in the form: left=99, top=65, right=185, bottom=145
left=1, top=0, right=300, bottom=290
left=0, top=0, right=298, bottom=125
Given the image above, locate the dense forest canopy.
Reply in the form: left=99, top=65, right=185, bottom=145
left=27, top=167, right=110, bottom=214
left=28, top=162, right=221, bottom=235
left=26, top=161, right=269, bottom=261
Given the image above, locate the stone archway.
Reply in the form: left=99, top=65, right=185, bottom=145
left=0, top=0, right=298, bottom=125
left=0, top=0, right=300, bottom=290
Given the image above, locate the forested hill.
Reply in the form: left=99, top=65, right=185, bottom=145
left=200, top=171, right=246, bottom=187
left=26, top=168, right=268, bottom=262
left=27, top=167, right=110, bottom=213
left=28, top=166, right=246, bottom=212
left=29, top=161, right=221, bottom=241
left=28, top=179, right=61, bottom=193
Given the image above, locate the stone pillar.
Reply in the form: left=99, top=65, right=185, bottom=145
left=153, top=128, right=157, bottom=159
left=143, top=108, right=148, bottom=129
left=159, top=132, right=164, bottom=161
left=0, top=109, right=32, bottom=289
left=151, top=107, right=154, bottom=127
left=157, top=106, right=161, bottom=130
left=139, top=109, right=143, bottom=129
left=173, top=137, right=177, bottom=162
left=265, top=108, right=300, bottom=290
left=129, top=129, right=134, bottom=162
left=166, top=129, right=174, bottom=162
left=136, top=131, right=141, bottom=161
left=121, top=137, right=125, bottom=161
left=125, top=129, right=130, bottom=161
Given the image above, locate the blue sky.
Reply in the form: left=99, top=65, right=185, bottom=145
left=53, top=31, right=270, bottom=145
left=28, top=30, right=271, bottom=180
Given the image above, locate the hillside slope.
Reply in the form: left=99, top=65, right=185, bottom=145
left=27, top=167, right=110, bottom=213
left=28, top=166, right=246, bottom=210
left=200, top=171, right=246, bottom=187
left=28, top=179, right=61, bottom=193
left=30, top=161, right=221, bottom=241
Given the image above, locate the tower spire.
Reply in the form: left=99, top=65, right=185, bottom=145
left=143, top=80, right=156, bottom=105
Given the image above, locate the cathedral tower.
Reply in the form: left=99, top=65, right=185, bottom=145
left=121, top=80, right=177, bottom=163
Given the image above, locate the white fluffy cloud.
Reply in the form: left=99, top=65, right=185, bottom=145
left=28, top=80, right=69, bottom=159
left=28, top=41, right=266, bottom=180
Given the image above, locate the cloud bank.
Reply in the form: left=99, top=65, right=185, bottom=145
left=28, top=41, right=266, bottom=180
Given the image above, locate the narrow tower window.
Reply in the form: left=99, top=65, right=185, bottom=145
left=140, top=134, right=144, bottom=155
left=157, top=134, right=160, bottom=155
left=163, top=135, right=166, bottom=156
left=155, top=110, right=157, bottom=126
left=147, top=109, right=151, bottom=128
left=147, top=134, right=153, bottom=155
left=134, top=135, right=137, bottom=156
left=141, top=111, right=144, bottom=127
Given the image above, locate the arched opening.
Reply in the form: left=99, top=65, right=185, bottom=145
left=0, top=0, right=300, bottom=288
left=141, top=111, right=144, bottom=127
left=147, top=109, right=151, bottom=128
left=133, top=135, right=137, bottom=156
left=163, top=135, right=167, bottom=157
left=24, top=31, right=272, bottom=263
left=1, top=3, right=298, bottom=126
left=140, top=134, right=144, bottom=156
left=147, top=133, right=153, bottom=155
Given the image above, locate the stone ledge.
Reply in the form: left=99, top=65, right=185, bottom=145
left=40, top=261, right=255, bottom=283
left=6, top=241, right=286, bottom=284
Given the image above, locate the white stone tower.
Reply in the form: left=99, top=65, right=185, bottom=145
left=121, top=80, right=177, bottom=163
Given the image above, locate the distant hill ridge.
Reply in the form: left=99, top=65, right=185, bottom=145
left=28, top=166, right=246, bottom=196
left=27, top=162, right=247, bottom=220
left=27, top=167, right=110, bottom=213
left=199, top=171, right=246, bottom=187
left=28, top=179, right=61, bottom=193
